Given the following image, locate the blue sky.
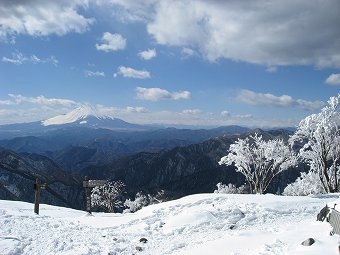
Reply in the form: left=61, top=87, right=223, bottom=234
left=0, top=0, right=339, bottom=127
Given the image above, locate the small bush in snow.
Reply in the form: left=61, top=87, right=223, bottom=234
left=124, top=192, right=150, bottom=213
left=283, top=171, right=325, bottom=196
left=214, top=182, right=249, bottom=194
left=91, top=180, right=125, bottom=212
left=124, top=190, right=165, bottom=213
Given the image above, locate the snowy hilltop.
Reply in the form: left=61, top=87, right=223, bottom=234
left=41, top=104, right=114, bottom=126
left=0, top=193, right=339, bottom=254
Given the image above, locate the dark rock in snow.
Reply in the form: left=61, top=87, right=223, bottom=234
left=229, top=224, right=236, bottom=230
left=139, top=238, right=148, bottom=243
left=317, top=205, right=330, bottom=221
left=135, top=246, right=143, bottom=251
left=301, top=238, right=315, bottom=246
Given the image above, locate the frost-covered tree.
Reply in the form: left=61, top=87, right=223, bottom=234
left=283, top=171, right=325, bottom=196
left=290, top=94, right=340, bottom=193
left=91, top=181, right=125, bottom=212
left=219, top=134, right=297, bottom=194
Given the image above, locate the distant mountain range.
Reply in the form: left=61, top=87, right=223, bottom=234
left=0, top=106, right=251, bottom=171
left=0, top=106, right=300, bottom=209
left=0, top=125, right=251, bottom=171
left=81, top=129, right=300, bottom=197
left=0, top=128, right=301, bottom=209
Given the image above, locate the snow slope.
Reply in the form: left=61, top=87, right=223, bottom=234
left=0, top=193, right=339, bottom=255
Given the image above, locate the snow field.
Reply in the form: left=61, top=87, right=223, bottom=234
left=0, top=193, right=339, bottom=255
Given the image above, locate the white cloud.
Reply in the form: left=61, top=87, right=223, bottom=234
left=2, top=52, right=26, bottom=64
left=295, top=99, right=325, bottom=111
left=5, top=94, right=77, bottom=106
left=237, top=89, right=325, bottom=111
left=119, top=108, right=285, bottom=128
left=221, top=110, right=252, bottom=119
left=95, top=0, right=157, bottom=23
left=0, top=95, right=316, bottom=128
left=138, top=49, right=157, bottom=60
left=0, top=106, right=80, bottom=125
left=135, top=0, right=340, bottom=68
left=0, top=0, right=94, bottom=41
left=221, top=111, right=230, bottom=117
left=96, top=32, right=126, bottom=52
left=0, top=94, right=79, bottom=124
left=136, top=87, right=191, bottom=101
left=265, top=66, right=278, bottom=73
left=325, top=73, right=340, bottom=86
left=182, top=109, right=202, bottom=115
left=30, top=55, right=58, bottom=65
left=238, top=90, right=294, bottom=107
left=234, top=114, right=253, bottom=119
left=2, top=52, right=58, bottom=65
left=0, top=99, right=15, bottom=106
left=181, top=47, right=195, bottom=58
left=107, top=107, right=297, bottom=128
left=126, top=106, right=148, bottom=113
left=114, top=66, right=150, bottom=79
left=30, top=55, right=41, bottom=64
left=84, top=70, right=105, bottom=77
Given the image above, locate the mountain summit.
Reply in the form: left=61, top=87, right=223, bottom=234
left=39, top=104, right=150, bottom=131
left=41, top=105, right=114, bottom=126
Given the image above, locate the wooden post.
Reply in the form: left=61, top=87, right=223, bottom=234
left=84, top=176, right=92, bottom=214
left=34, top=178, right=41, bottom=215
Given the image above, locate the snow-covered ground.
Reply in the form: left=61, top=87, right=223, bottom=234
left=0, top=193, right=339, bottom=255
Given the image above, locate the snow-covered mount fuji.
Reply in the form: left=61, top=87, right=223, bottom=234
left=42, top=104, right=113, bottom=126
left=41, top=105, right=148, bottom=130
left=0, top=105, right=151, bottom=140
